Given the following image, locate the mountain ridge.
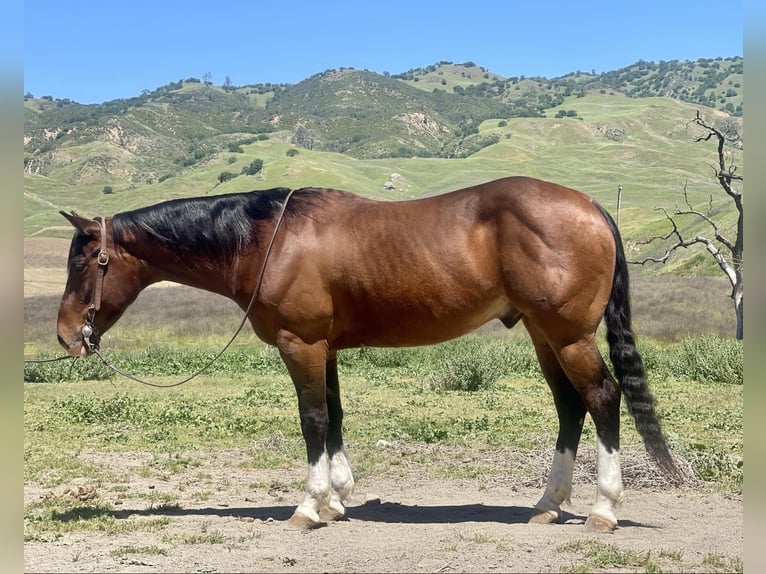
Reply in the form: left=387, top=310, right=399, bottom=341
left=24, top=57, right=742, bottom=169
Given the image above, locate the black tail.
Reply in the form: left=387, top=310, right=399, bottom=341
left=594, top=202, right=682, bottom=483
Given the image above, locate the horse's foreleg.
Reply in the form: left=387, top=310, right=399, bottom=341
left=525, top=323, right=586, bottom=525
left=277, top=330, right=332, bottom=529
left=557, top=340, right=623, bottom=533
left=320, top=354, right=355, bottom=521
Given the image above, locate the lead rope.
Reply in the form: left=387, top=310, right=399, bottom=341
left=25, top=188, right=297, bottom=388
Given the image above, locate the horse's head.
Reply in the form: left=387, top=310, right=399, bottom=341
left=57, top=211, right=143, bottom=356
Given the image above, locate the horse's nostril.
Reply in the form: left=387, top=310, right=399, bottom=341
left=57, top=334, right=68, bottom=349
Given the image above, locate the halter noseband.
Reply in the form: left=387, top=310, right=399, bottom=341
left=82, top=216, right=109, bottom=352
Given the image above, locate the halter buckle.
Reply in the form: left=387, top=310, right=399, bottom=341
left=97, top=249, right=109, bottom=266
left=83, top=304, right=99, bottom=351
left=81, top=320, right=99, bottom=352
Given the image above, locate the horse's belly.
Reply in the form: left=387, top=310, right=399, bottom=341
left=331, top=296, right=514, bottom=349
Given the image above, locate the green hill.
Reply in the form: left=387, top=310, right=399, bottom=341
left=23, top=57, right=743, bottom=277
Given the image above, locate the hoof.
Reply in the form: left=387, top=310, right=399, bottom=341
left=585, top=515, right=616, bottom=533
left=286, top=512, right=325, bottom=531
left=529, top=507, right=561, bottom=524
left=319, top=507, right=346, bottom=522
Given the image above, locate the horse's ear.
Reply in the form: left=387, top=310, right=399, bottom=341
left=60, top=211, right=99, bottom=236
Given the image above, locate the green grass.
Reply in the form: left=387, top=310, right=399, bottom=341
left=557, top=539, right=743, bottom=574
left=162, top=528, right=226, bottom=545
left=558, top=539, right=678, bottom=573
left=24, top=334, right=743, bottom=490
left=702, top=553, right=744, bottom=573
left=24, top=499, right=171, bottom=542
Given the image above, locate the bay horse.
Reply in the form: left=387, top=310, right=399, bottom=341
left=56, top=176, right=679, bottom=532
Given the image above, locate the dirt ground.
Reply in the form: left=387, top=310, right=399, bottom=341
left=23, top=449, right=742, bottom=573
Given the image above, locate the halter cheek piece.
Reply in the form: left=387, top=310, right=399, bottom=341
left=82, top=216, right=109, bottom=352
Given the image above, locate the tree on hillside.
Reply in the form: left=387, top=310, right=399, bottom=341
left=242, top=158, right=264, bottom=175
left=631, top=111, right=743, bottom=339
left=292, top=126, right=318, bottom=151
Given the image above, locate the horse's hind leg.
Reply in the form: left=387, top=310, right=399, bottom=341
left=525, top=321, right=586, bottom=525
left=320, top=354, right=355, bottom=521
left=554, top=336, right=624, bottom=532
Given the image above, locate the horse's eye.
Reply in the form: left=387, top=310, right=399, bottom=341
left=71, top=257, right=87, bottom=272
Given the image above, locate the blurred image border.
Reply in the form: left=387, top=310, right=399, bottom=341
left=3, top=2, right=25, bottom=571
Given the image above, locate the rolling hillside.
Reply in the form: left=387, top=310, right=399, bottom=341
left=23, top=57, right=743, bottom=277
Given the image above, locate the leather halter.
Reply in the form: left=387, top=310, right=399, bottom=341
left=83, top=216, right=109, bottom=351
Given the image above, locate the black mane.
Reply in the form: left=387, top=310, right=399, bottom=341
left=112, top=187, right=317, bottom=262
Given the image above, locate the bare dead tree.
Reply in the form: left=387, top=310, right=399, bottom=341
left=632, top=111, right=743, bottom=339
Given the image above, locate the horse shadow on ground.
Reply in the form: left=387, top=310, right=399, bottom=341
left=346, top=501, right=651, bottom=529
left=50, top=500, right=655, bottom=529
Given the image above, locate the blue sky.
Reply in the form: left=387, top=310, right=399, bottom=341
left=24, top=0, right=743, bottom=105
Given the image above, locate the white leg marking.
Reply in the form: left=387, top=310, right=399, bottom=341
left=294, top=452, right=331, bottom=523
left=590, top=437, right=623, bottom=525
left=328, top=449, right=355, bottom=515
left=535, top=448, right=575, bottom=518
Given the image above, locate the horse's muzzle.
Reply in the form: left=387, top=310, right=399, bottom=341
left=57, top=330, right=96, bottom=356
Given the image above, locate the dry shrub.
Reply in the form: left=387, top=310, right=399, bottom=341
left=630, top=275, right=735, bottom=340
left=485, top=437, right=699, bottom=492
